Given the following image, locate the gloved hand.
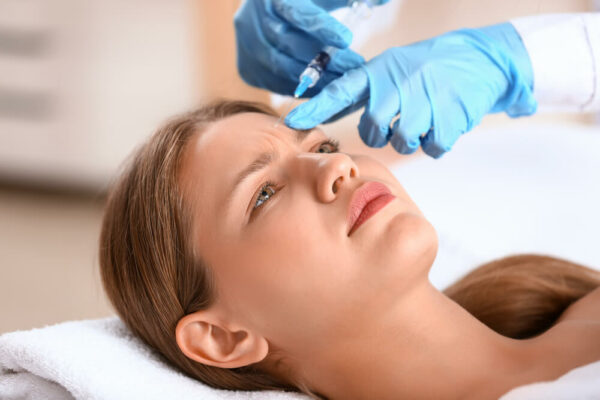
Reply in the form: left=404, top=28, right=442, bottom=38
left=234, top=0, right=388, bottom=97
left=285, top=22, right=538, bottom=158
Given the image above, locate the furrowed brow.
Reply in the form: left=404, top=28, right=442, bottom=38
left=226, top=128, right=314, bottom=212
left=231, top=129, right=312, bottom=195
left=231, top=151, right=277, bottom=197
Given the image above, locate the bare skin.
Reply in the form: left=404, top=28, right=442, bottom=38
left=174, top=112, right=600, bottom=399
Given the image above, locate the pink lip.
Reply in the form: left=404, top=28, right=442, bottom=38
left=347, top=181, right=395, bottom=236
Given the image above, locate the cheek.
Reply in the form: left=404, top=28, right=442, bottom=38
left=227, top=214, right=357, bottom=338
left=228, top=246, right=352, bottom=344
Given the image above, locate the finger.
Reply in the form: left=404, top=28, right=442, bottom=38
left=322, top=96, right=368, bottom=124
left=420, top=98, right=465, bottom=159
left=236, top=39, right=307, bottom=92
left=327, top=48, right=365, bottom=73
left=389, top=120, right=419, bottom=154
left=262, top=21, right=364, bottom=73
left=310, top=0, right=350, bottom=11
left=285, top=68, right=368, bottom=130
left=357, top=102, right=395, bottom=148
left=261, top=20, right=324, bottom=62
left=420, top=127, right=450, bottom=159
left=273, top=0, right=352, bottom=49
left=356, top=67, right=401, bottom=148
left=389, top=89, right=433, bottom=154
left=312, top=0, right=390, bottom=11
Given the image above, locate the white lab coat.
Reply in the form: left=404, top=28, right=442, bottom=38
left=511, top=13, right=600, bottom=112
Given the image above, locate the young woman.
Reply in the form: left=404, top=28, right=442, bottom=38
left=99, top=100, right=600, bottom=400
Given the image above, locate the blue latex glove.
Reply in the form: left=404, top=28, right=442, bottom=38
left=234, top=0, right=387, bottom=97
left=286, top=22, right=538, bottom=158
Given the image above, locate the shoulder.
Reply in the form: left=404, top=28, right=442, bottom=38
left=556, top=287, right=600, bottom=324
left=541, top=288, right=600, bottom=370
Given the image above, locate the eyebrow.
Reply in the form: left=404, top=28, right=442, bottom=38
left=228, top=129, right=312, bottom=208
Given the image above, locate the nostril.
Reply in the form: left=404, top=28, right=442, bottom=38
left=349, top=167, right=358, bottom=178
left=332, top=176, right=343, bottom=194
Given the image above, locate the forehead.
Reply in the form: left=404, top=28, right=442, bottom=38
left=182, top=111, right=326, bottom=172
left=177, top=111, right=323, bottom=228
left=195, top=112, right=304, bottom=149
left=183, top=112, right=319, bottom=175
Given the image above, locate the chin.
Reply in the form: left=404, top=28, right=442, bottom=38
left=382, top=212, right=439, bottom=281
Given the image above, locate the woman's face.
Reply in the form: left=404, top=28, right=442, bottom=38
left=179, top=112, right=437, bottom=356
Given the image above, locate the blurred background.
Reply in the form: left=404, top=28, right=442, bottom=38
left=0, top=0, right=597, bottom=334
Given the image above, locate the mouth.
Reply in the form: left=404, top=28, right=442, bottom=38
left=347, top=181, right=396, bottom=236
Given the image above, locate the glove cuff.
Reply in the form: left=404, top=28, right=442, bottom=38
left=477, top=22, right=534, bottom=92
left=469, top=23, right=538, bottom=117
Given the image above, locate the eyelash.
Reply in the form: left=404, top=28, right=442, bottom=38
left=251, top=139, right=340, bottom=215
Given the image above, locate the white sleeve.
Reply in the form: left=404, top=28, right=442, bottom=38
left=510, top=13, right=600, bottom=113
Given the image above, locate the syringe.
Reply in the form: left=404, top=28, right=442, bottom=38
left=275, top=0, right=373, bottom=127
left=293, top=0, right=373, bottom=99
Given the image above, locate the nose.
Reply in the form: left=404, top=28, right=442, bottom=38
left=295, top=152, right=359, bottom=203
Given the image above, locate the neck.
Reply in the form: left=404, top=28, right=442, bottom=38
left=293, top=282, right=552, bottom=400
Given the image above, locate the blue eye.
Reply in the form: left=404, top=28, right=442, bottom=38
left=316, top=139, right=340, bottom=154
left=253, top=181, right=276, bottom=210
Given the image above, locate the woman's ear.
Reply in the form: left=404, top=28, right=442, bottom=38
left=175, top=310, right=269, bottom=368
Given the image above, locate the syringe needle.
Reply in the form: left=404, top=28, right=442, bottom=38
left=275, top=96, right=297, bottom=128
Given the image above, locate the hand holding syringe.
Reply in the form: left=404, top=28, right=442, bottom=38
left=293, top=0, right=373, bottom=98
left=277, top=0, right=373, bottom=125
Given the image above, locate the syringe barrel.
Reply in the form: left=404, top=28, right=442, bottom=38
left=295, top=0, right=372, bottom=93
left=299, top=51, right=331, bottom=88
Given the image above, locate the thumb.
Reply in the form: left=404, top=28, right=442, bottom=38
left=285, top=68, right=369, bottom=130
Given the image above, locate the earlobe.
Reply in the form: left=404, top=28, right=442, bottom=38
left=175, top=311, right=269, bottom=368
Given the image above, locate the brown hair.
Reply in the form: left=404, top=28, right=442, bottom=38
left=99, top=99, right=600, bottom=398
left=444, top=254, right=600, bottom=339
left=99, top=100, right=301, bottom=393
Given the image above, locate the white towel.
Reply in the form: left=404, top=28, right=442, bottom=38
left=499, top=360, right=600, bottom=400
left=0, top=317, right=308, bottom=400
left=2, top=316, right=600, bottom=400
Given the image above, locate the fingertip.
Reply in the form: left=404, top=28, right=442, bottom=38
left=388, top=119, right=421, bottom=154
left=289, top=69, right=368, bottom=128
left=358, top=113, right=390, bottom=148
left=390, top=134, right=419, bottom=155
left=336, top=25, right=353, bottom=47
left=328, top=49, right=365, bottom=72
left=285, top=106, right=314, bottom=130
left=506, top=95, right=538, bottom=118
left=285, top=119, right=314, bottom=130
left=423, top=147, right=446, bottom=159
left=420, top=134, right=449, bottom=159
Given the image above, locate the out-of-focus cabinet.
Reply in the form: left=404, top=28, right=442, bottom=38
left=0, top=0, right=198, bottom=190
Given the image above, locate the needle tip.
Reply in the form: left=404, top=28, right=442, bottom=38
left=294, top=76, right=312, bottom=98
left=274, top=97, right=297, bottom=128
